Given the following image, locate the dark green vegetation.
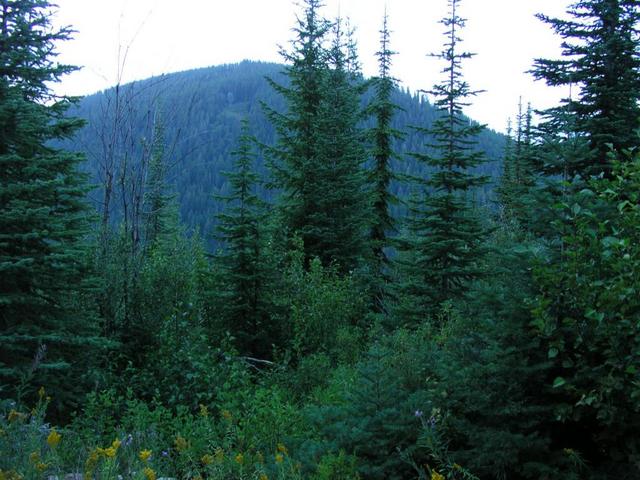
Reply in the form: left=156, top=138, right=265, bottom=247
left=1, top=0, right=639, bottom=479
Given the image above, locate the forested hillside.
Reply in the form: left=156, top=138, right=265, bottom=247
left=65, top=61, right=505, bottom=238
left=2, top=0, right=639, bottom=479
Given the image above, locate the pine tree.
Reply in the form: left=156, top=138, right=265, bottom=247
left=143, top=110, right=178, bottom=247
left=532, top=0, right=640, bottom=178
left=0, top=0, right=99, bottom=404
left=265, top=2, right=369, bottom=272
left=399, top=0, right=488, bottom=316
left=214, top=119, right=272, bottom=357
left=367, top=13, right=404, bottom=311
left=309, top=17, right=369, bottom=272
left=264, top=0, right=329, bottom=260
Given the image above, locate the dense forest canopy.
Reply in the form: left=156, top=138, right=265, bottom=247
left=1, top=1, right=639, bottom=479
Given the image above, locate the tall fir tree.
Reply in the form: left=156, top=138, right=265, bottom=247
left=397, top=0, right=488, bottom=318
left=532, top=0, right=640, bottom=178
left=265, top=2, right=369, bottom=272
left=213, top=119, right=272, bottom=357
left=0, top=0, right=100, bottom=406
left=310, top=17, right=369, bottom=272
left=367, top=12, right=404, bottom=311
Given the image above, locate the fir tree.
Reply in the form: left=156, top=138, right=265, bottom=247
left=367, top=12, right=404, bottom=311
left=532, top=0, right=640, bottom=177
left=143, top=110, right=178, bottom=247
left=399, top=0, right=488, bottom=317
left=0, top=0, right=99, bottom=405
left=265, top=2, right=369, bottom=272
left=310, top=17, right=369, bottom=272
left=214, top=119, right=271, bottom=357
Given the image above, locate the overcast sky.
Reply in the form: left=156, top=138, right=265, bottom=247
left=51, top=0, right=572, bottom=133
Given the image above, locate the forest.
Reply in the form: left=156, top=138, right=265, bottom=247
left=1, top=0, right=639, bottom=479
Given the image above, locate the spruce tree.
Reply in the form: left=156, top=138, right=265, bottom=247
left=532, top=0, right=640, bottom=177
left=214, top=119, right=271, bottom=357
left=0, top=0, right=99, bottom=404
left=310, top=18, right=369, bottom=272
left=265, top=2, right=369, bottom=272
left=367, top=13, right=404, bottom=310
left=399, top=0, right=488, bottom=316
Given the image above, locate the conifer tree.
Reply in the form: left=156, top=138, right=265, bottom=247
left=214, top=120, right=271, bottom=357
left=264, top=0, right=329, bottom=259
left=143, top=110, right=178, bottom=247
left=0, top=0, right=99, bottom=402
left=532, top=0, right=640, bottom=177
left=310, top=18, right=369, bottom=272
left=399, top=0, right=488, bottom=316
left=367, top=13, right=404, bottom=310
left=265, top=2, right=369, bottom=272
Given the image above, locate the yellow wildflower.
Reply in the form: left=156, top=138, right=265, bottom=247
left=175, top=435, right=188, bottom=452
left=38, top=386, right=45, bottom=399
left=112, top=438, right=121, bottom=450
left=29, top=451, right=40, bottom=464
left=8, top=409, right=22, bottom=423
left=139, top=449, right=152, bottom=462
left=199, top=404, right=209, bottom=417
left=275, top=453, right=284, bottom=464
left=95, top=447, right=106, bottom=457
left=36, top=463, right=48, bottom=473
left=431, top=471, right=444, bottom=480
left=221, top=409, right=232, bottom=421
left=235, top=452, right=244, bottom=465
left=277, top=443, right=288, bottom=455
left=47, top=429, right=61, bottom=448
left=256, top=451, right=264, bottom=464
left=201, top=454, right=214, bottom=465
left=104, top=446, right=117, bottom=458
left=46, top=396, right=51, bottom=402
left=143, top=467, right=156, bottom=480
left=259, top=474, right=269, bottom=480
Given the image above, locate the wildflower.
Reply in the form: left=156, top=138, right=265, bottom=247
left=8, top=409, right=23, bottom=423
left=29, top=451, right=40, bottom=464
left=235, top=452, right=244, bottom=465
left=161, top=450, right=169, bottom=457
left=221, top=409, right=232, bottom=421
left=256, top=451, right=264, bottom=464
left=38, top=386, right=45, bottom=399
left=112, top=438, right=121, bottom=450
left=36, top=463, right=48, bottom=473
left=201, top=454, right=214, bottom=465
left=175, top=435, right=188, bottom=452
left=277, top=443, right=288, bottom=455
left=199, top=404, right=209, bottom=417
left=275, top=453, right=284, bottom=464
left=260, top=474, right=269, bottom=480
left=104, top=446, right=117, bottom=458
left=564, top=448, right=575, bottom=455
left=47, top=429, right=61, bottom=448
left=46, top=396, right=51, bottom=402
left=431, top=471, right=444, bottom=480
left=143, top=466, right=156, bottom=480
left=414, top=410, right=423, bottom=418
left=139, top=449, right=152, bottom=462
left=453, top=463, right=462, bottom=470
left=124, top=434, right=133, bottom=447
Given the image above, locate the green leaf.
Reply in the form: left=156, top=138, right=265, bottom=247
left=553, top=377, right=566, bottom=388
left=548, top=347, right=559, bottom=359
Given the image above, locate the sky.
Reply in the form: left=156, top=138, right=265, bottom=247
left=50, top=0, right=573, bottom=133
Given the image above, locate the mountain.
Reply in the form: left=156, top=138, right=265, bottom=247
left=64, top=60, right=506, bottom=239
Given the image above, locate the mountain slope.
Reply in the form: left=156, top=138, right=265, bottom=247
left=66, top=60, right=506, bottom=238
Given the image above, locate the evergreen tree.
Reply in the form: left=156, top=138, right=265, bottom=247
left=214, top=119, right=271, bottom=357
left=367, top=13, right=404, bottom=311
left=0, top=0, right=100, bottom=405
left=143, top=110, right=178, bottom=247
left=264, top=0, right=330, bottom=262
left=265, top=2, right=369, bottom=272
left=532, top=0, right=640, bottom=177
left=310, top=18, right=369, bottom=272
left=399, top=0, right=488, bottom=317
